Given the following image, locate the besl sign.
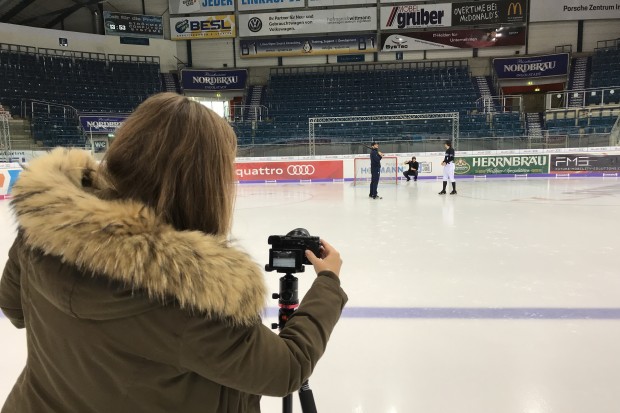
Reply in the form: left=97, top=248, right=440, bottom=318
left=170, top=15, right=235, bottom=40
left=454, top=155, right=549, bottom=175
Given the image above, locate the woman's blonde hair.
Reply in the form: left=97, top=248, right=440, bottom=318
left=104, top=93, right=237, bottom=236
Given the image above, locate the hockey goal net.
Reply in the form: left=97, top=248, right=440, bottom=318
left=353, top=156, right=399, bottom=186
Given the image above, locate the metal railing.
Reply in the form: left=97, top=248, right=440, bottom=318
left=546, top=86, right=620, bottom=110
left=476, top=95, right=523, bottom=113
left=20, top=99, right=86, bottom=147
left=21, top=99, right=80, bottom=121
left=38, top=47, right=106, bottom=61
left=228, top=105, right=268, bottom=122
left=610, top=114, right=620, bottom=146
left=271, top=60, right=469, bottom=76
left=0, top=112, right=11, bottom=161
left=555, top=45, right=573, bottom=53
left=596, top=38, right=620, bottom=51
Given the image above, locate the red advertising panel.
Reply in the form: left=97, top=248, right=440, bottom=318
left=236, top=160, right=343, bottom=182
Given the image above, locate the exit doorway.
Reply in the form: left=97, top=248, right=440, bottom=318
left=521, top=93, right=546, bottom=113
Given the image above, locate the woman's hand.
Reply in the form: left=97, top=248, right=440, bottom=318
left=305, top=239, right=342, bottom=277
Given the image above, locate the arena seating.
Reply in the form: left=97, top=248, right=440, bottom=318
left=0, top=104, right=12, bottom=119
left=587, top=46, right=620, bottom=105
left=0, top=46, right=161, bottom=147
left=234, top=64, right=507, bottom=144
left=0, top=51, right=160, bottom=114
left=545, top=107, right=619, bottom=135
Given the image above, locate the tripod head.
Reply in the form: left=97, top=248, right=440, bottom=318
left=270, top=272, right=299, bottom=330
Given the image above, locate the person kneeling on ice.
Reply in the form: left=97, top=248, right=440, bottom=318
left=403, top=156, right=419, bottom=182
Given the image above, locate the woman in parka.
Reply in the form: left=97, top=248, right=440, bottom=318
left=0, top=93, right=347, bottom=413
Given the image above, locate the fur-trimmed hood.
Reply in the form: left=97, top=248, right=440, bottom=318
left=10, top=148, right=266, bottom=326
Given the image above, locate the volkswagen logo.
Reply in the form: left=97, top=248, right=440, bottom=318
left=287, top=165, right=315, bottom=176
left=248, top=17, right=262, bottom=33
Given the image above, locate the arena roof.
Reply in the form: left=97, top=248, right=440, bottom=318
left=0, top=0, right=168, bottom=30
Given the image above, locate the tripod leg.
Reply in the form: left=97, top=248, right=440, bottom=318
left=299, top=381, right=318, bottom=413
left=283, top=394, right=293, bottom=413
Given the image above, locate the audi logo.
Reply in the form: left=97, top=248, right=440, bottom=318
left=287, top=165, right=315, bottom=176
left=248, top=17, right=262, bottom=33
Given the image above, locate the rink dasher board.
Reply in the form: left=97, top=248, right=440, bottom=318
left=1, top=148, right=619, bottom=195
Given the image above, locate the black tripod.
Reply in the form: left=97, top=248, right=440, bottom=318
left=271, top=273, right=318, bottom=413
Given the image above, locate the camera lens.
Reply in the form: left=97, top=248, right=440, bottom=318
left=286, top=228, right=310, bottom=237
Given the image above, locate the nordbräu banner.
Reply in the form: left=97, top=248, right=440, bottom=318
left=381, top=26, right=525, bottom=51
left=240, top=35, right=378, bottom=58
left=181, top=69, right=248, bottom=91
left=493, top=53, right=570, bottom=79
left=79, top=115, right=128, bottom=134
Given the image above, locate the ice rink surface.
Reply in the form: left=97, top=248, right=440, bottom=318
left=1, top=177, right=620, bottom=413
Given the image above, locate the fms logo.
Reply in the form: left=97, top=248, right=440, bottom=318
left=175, top=19, right=190, bottom=33
left=508, top=1, right=523, bottom=16
left=248, top=17, right=262, bottom=32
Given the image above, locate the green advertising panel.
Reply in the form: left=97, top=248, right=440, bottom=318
left=454, top=155, right=549, bottom=175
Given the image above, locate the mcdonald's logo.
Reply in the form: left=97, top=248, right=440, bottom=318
left=508, top=1, right=523, bottom=16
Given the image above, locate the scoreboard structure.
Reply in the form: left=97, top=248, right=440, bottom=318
left=103, top=12, right=164, bottom=39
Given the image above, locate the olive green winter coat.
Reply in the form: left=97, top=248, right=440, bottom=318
left=0, top=149, right=347, bottom=413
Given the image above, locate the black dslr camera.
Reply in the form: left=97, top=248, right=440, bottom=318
left=265, top=228, right=321, bottom=273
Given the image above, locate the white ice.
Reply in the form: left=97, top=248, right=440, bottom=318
left=1, top=177, right=620, bottom=413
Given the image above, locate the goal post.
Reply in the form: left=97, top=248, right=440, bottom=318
left=308, top=112, right=459, bottom=156
left=353, top=156, right=399, bottom=186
